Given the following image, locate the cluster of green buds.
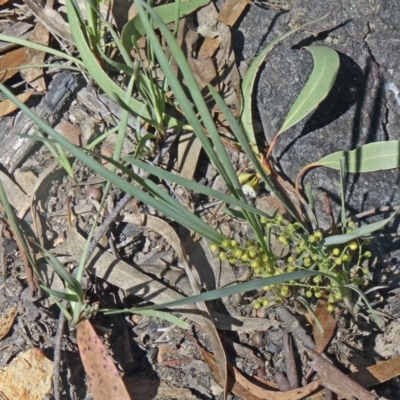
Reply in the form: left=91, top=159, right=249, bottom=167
left=211, top=216, right=373, bottom=312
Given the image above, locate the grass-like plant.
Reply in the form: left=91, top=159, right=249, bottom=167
left=0, top=0, right=399, bottom=331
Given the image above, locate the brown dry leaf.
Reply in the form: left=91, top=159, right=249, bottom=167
left=0, top=348, right=53, bottom=400
left=0, top=0, right=10, bottom=5
left=198, top=2, right=241, bottom=107
left=312, top=296, right=337, bottom=353
left=14, top=168, right=37, bottom=195
left=198, top=37, right=221, bottom=60
left=77, top=319, right=130, bottom=400
left=198, top=342, right=320, bottom=399
left=310, top=355, right=400, bottom=400
left=0, top=47, right=27, bottom=83
left=54, top=120, right=87, bottom=147
left=175, top=132, right=203, bottom=180
left=0, top=306, right=17, bottom=340
left=20, top=17, right=51, bottom=91
left=0, top=91, right=33, bottom=117
left=217, top=0, right=249, bottom=26
left=0, top=170, right=30, bottom=218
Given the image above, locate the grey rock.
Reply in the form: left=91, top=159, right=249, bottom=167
left=234, top=0, right=400, bottom=229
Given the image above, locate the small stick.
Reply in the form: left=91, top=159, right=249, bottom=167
left=283, top=332, right=299, bottom=389
left=303, top=345, right=377, bottom=400
left=53, top=305, right=66, bottom=400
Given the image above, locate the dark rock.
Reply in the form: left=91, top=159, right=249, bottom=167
left=234, top=0, right=400, bottom=229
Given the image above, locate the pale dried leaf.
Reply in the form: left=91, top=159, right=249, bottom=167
left=14, top=168, right=37, bottom=195
left=54, top=120, right=86, bottom=147
left=0, top=47, right=27, bottom=83
left=0, top=91, right=33, bottom=117
left=176, top=132, right=202, bottom=180
left=0, top=22, right=32, bottom=54
left=24, top=0, right=74, bottom=43
left=0, top=170, right=30, bottom=218
left=0, top=306, right=17, bottom=340
left=20, top=19, right=51, bottom=91
left=217, top=0, right=249, bottom=26
left=0, top=348, right=53, bottom=400
left=77, top=319, right=130, bottom=400
left=198, top=37, right=221, bottom=60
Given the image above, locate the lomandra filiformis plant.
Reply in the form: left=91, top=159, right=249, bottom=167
left=212, top=216, right=372, bottom=312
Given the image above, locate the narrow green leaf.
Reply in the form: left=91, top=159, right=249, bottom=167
left=131, top=270, right=320, bottom=311
left=0, top=83, right=225, bottom=245
left=40, top=286, right=80, bottom=302
left=311, top=140, right=400, bottom=173
left=277, top=46, right=339, bottom=135
left=345, top=284, right=381, bottom=328
left=324, top=207, right=400, bottom=246
left=240, top=13, right=331, bottom=152
left=66, top=0, right=179, bottom=130
left=121, top=0, right=210, bottom=51
left=103, top=309, right=190, bottom=329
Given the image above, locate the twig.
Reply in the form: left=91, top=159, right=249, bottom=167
left=283, top=332, right=299, bottom=389
left=275, top=306, right=316, bottom=350
left=0, top=223, right=5, bottom=281
left=53, top=305, right=66, bottom=400
left=303, top=345, right=377, bottom=400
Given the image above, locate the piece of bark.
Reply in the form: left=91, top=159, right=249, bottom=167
left=304, top=346, right=378, bottom=400
left=284, top=332, right=299, bottom=389
left=275, top=306, right=316, bottom=350
left=0, top=72, right=79, bottom=173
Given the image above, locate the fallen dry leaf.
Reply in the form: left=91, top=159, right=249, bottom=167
left=217, top=0, right=249, bottom=26
left=0, top=91, right=33, bottom=117
left=197, top=340, right=320, bottom=399
left=312, top=296, right=337, bottom=353
left=0, top=170, right=30, bottom=218
left=77, top=319, right=130, bottom=400
left=0, top=348, right=53, bottom=400
left=176, top=132, right=202, bottom=180
left=0, top=306, right=17, bottom=340
left=54, top=120, right=87, bottom=147
left=20, top=17, right=51, bottom=91
left=0, top=47, right=27, bottom=82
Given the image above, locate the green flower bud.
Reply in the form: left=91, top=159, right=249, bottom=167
left=288, top=256, right=295, bottom=263
left=249, top=249, right=257, bottom=259
left=332, top=248, right=341, bottom=256
left=219, top=252, right=227, bottom=260
left=334, top=291, right=342, bottom=300
left=315, top=291, right=322, bottom=298
left=335, top=257, right=343, bottom=265
left=231, top=240, right=238, bottom=248
left=234, top=249, right=243, bottom=258
left=314, top=231, right=323, bottom=239
left=327, top=304, right=334, bottom=312
left=210, top=244, right=219, bottom=252
left=221, top=239, right=230, bottom=248
left=304, top=257, right=312, bottom=267
left=241, top=253, right=249, bottom=262
left=260, top=216, right=268, bottom=224
left=349, top=242, right=358, bottom=251
left=306, top=290, right=313, bottom=298
left=342, top=254, right=351, bottom=261
left=328, top=294, right=335, bottom=304
left=364, top=251, right=372, bottom=258
left=262, top=299, right=270, bottom=307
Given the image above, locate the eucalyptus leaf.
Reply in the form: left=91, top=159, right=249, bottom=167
left=309, top=140, right=400, bottom=173
left=277, top=46, right=339, bottom=136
